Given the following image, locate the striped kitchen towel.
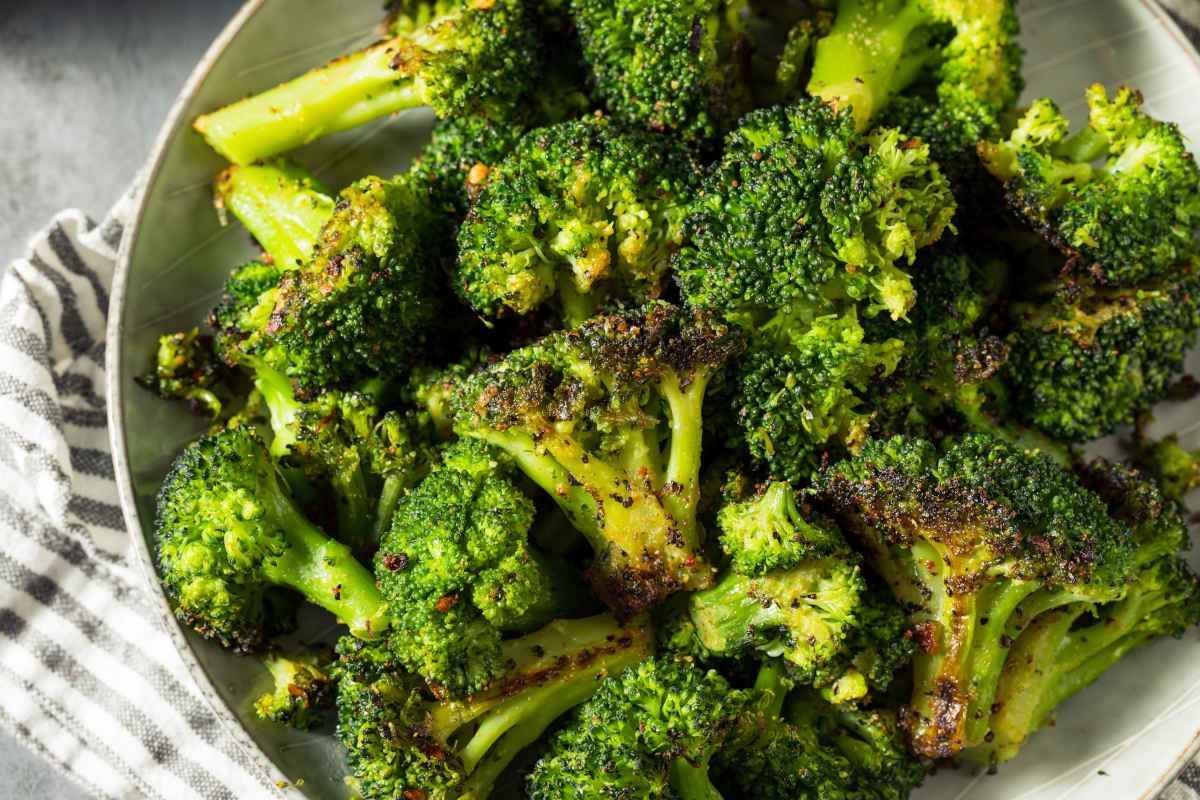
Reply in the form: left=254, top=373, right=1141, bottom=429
left=0, top=189, right=287, bottom=799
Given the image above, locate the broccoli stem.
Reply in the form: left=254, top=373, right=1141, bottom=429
left=194, top=37, right=426, bottom=165
left=215, top=161, right=333, bottom=267
left=372, top=473, right=407, bottom=542
left=250, top=359, right=301, bottom=459
left=669, top=758, right=723, bottom=800
left=558, top=280, right=601, bottom=329
left=807, top=0, right=931, bottom=130
left=1053, top=126, right=1110, bottom=164
left=753, top=660, right=790, bottom=720
left=658, top=373, right=708, bottom=544
left=258, top=486, right=388, bottom=638
left=329, top=465, right=375, bottom=557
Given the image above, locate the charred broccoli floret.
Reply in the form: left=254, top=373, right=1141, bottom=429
left=1134, top=428, right=1200, bottom=501
left=375, top=439, right=569, bottom=695
left=527, top=656, right=754, bottom=799
left=337, top=614, right=650, bottom=800
left=194, top=0, right=539, bottom=164
left=807, top=0, right=1022, bottom=132
left=1004, top=264, right=1200, bottom=441
left=816, top=434, right=1135, bottom=758
left=452, top=302, right=742, bottom=618
left=154, top=426, right=389, bottom=652
left=979, top=85, right=1200, bottom=285
left=568, top=0, right=755, bottom=142
left=456, top=115, right=700, bottom=325
left=253, top=646, right=335, bottom=730
left=973, top=461, right=1200, bottom=764
left=136, top=328, right=232, bottom=418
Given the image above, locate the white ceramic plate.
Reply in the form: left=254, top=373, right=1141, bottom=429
left=108, top=1, right=1200, bottom=797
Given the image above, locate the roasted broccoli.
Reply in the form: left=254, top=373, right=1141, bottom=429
left=154, top=426, right=389, bottom=652
left=136, top=328, right=232, bottom=418
left=456, top=115, right=700, bottom=325
left=979, top=85, right=1200, bottom=285
left=1134, top=428, right=1200, bottom=501
left=807, top=0, right=1022, bottom=132
left=253, top=646, right=335, bottom=730
left=451, top=302, right=743, bottom=618
left=1003, top=264, right=1200, bottom=441
left=816, top=434, right=1135, bottom=758
left=527, top=656, right=754, bottom=799
left=337, top=613, right=650, bottom=800
left=374, top=439, right=569, bottom=695
left=214, top=160, right=334, bottom=268
left=193, top=0, right=539, bottom=164
left=568, top=0, right=755, bottom=142
left=973, top=461, right=1200, bottom=763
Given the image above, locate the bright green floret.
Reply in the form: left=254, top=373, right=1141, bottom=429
left=136, top=328, right=230, bottom=418
left=971, top=460, right=1200, bottom=764
left=337, top=614, right=651, bottom=800
left=979, top=85, right=1200, bottom=285
left=527, top=656, right=754, bottom=800
left=1004, top=264, right=1200, bottom=441
left=154, top=426, right=389, bottom=652
left=717, top=481, right=847, bottom=576
left=456, top=115, right=700, bottom=325
left=569, top=0, right=755, bottom=142
left=375, top=440, right=565, bottom=695
left=817, top=433, right=1135, bottom=759
left=253, top=647, right=335, bottom=730
left=193, top=0, right=539, bottom=164
left=807, top=0, right=1022, bottom=132
left=451, top=302, right=743, bottom=618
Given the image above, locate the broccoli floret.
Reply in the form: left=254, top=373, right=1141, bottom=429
left=451, top=302, right=743, bottom=618
left=375, top=439, right=570, bottom=695
left=154, top=427, right=389, bottom=652
left=569, top=0, right=755, bottom=142
left=404, top=350, right=493, bottom=441
left=369, top=410, right=439, bottom=542
left=979, top=86, right=1200, bottom=285
left=456, top=115, right=700, bottom=325
left=807, top=0, right=1022, bottom=132
left=816, top=433, right=1135, bottom=758
left=717, top=481, right=847, bottom=576
left=676, top=100, right=957, bottom=324
left=214, top=160, right=334, bottom=268
left=215, top=174, right=444, bottom=398
left=136, top=328, right=232, bottom=418
left=253, top=646, right=335, bottom=730
left=712, top=663, right=927, bottom=799
left=1004, top=265, right=1200, bottom=441
left=337, top=614, right=650, bottom=800
left=193, top=0, right=539, bottom=164
left=972, top=461, right=1200, bottom=764
left=1134, top=428, right=1200, bottom=501
left=527, top=656, right=754, bottom=799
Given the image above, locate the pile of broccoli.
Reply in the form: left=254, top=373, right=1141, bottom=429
left=140, top=1, right=1200, bottom=796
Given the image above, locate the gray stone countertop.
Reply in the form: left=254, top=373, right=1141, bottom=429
left=0, top=1, right=241, bottom=796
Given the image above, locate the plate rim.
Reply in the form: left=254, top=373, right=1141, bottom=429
left=105, top=1, right=1200, bottom=797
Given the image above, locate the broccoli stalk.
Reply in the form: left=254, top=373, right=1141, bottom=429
left=337, top=613, right=651, bottom=800
left=193, top=1, right=537, bottom=164
left=154, top=427, right=390, bottom=652
left=452, top=302, right=743, bottom=618
left=253, top=647, right=335, bottom=729
left=817, top=434, right=1135, bottom=759
left=214, top=160, right=334, bottom=268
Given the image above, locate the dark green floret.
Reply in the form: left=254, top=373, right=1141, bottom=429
left=712, top=663, right=927, bottom=800
left=527, top=656, right=754, bottom=799
left=375, top=439, right=567, bottom=695
left=972, top=460, right=1200, bottom=763
left=1003, top=264, right=1200, bottom=441
left=979, top=85, right=1200, bottom=285
left=451, top=302, right=743, bottom=618
left=136, top=328, right=231, bottom=418
left=456, top=115, right=700, bottom=325
left=253, top=646, right=335, bottom=730
left=337, top=614, right=650, bottom=800
left=194, top=0, right=539, bottom=164
left=569, top=0, right=755, bottom=142
left=1134, top=428, right=1200, bottom=502
left=154, top=426, right=389, bottom=652
left=807, top=0, right=1022, bottom=132
left=816, top=433, right=1134, bottom=758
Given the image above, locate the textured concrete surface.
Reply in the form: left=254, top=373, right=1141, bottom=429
left=0, top=2, right=241, bottom=796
